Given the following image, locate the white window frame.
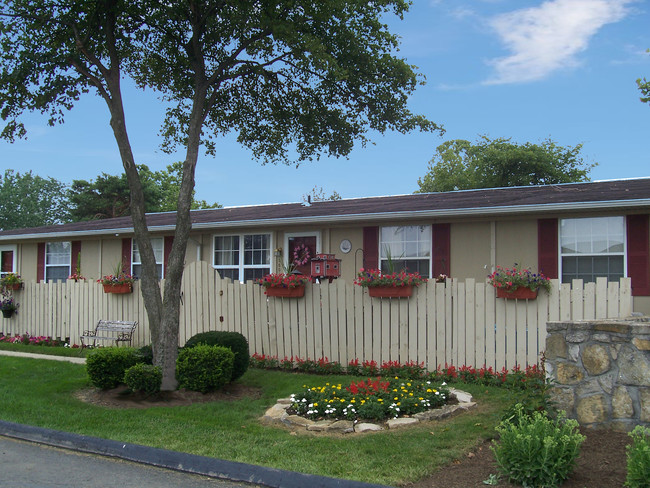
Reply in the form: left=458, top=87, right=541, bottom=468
left=213, top=233, right=273, bottom=283
left=559, top=216, right=627, bottom=283
left=379, top=225, right=432, bottom=278
left=0, top=244, right=16, bottom=278
left=132, top=237, right=164, bottom=279
left=283, top=231, right=322, bottom=268
left=45, top=241, right=71, bottom=282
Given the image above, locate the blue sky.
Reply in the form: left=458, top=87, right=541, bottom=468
left=1, top=0, right=649, bottom=207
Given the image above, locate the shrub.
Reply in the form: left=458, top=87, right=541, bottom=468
left=176, top=344, right=234, bottom=393
left=626, top=425, right=650, bottom=488
left=124, top=363, right=162, bottom=394
left=184, top=331, right=249, bottom=380
left=491, top=404, right=585, bottom=488
left=86, top=347, right=140, bottom=390
left=136, top=344, right=154, bottom=365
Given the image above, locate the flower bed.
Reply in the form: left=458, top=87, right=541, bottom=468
left=0, top=333, right=64, bottom=347
left=289, top=377, right=450, bottom=421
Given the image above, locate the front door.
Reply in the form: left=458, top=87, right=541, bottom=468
left=287, top=235, right=318, bottom=276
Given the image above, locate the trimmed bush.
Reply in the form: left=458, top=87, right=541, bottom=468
left=184, top=331, right=249, bottom=381
left=124, top=363, right=162, bottom=394
left=176, top=344, right=234, bottom=393
left=86, top=347, right=140, bottom=390
left=136, top=344, right=154, bottom=365
left=626, top=425, right=650, bottom=488
left=491, top=404, right=585, bottom=488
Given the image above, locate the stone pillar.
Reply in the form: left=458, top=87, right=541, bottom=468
left=546, top=318, right=650, bottom=431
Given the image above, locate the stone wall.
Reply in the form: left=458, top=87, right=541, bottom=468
left=546, top=318, right=650, bottom=431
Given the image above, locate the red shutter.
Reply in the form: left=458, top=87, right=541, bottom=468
left=37, top=242, right=45, bottom=282
left=71, top=241, right=81, bottom=275
left=538, top=219, right=559, bottom=279
left=121, top=238, right=132, bottom=274
left=627, top=214, right=650, bottom=296
left=362, top=227, right=379, bottom=270
left=164, top=235, right=174, bottom=277
left=432, top=223, right=451, bottom=277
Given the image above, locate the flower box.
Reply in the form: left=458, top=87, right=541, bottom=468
left=368, top=285, right=413, bottom=298
left=265, top=285, right=305, bottom=298
left=5, top=283, right=22, bottom=291
left=496, top=287, right=537, bottom=300
left=103, top=283, right=133, bottom=294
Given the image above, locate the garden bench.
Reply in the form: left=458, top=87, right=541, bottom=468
left=80, top=320, right=137, bottom=348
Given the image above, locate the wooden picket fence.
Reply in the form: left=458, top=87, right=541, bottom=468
left=2, top=261, right=633, bottom=371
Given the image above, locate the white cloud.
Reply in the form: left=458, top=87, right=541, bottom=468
left=485, top=0, right=634, bottom=84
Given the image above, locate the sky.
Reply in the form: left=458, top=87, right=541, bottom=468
left=1, top=0, right=649, bottom=208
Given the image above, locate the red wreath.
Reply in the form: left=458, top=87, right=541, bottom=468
left=292, top=243, right=311, bottom=266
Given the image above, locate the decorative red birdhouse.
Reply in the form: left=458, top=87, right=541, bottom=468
left=310, top=253, right=341, bottom=282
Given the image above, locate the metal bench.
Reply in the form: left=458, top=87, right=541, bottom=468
left=80, top=320, right=137, bottom=348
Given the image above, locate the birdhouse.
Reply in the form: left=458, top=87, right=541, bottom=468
left=310, top=253, right=341, bottom=282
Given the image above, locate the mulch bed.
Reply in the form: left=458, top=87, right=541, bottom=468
left=405, top=427, right=630, bottom=488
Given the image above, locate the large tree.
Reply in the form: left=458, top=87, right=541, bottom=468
left=0, top=1, right=439, bottom=389
left=416, top=136, right=595, bottom=193
left=638, top=49, right=649, bottom=105
left=0, top=169, right=68, bottom=230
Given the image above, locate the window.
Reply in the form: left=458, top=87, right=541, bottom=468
left=560, top=217, right=625, bottom=283
left=379, top=225, right=431, bottom=278
left=0, top=245, right=15, bottom=278
left=132, top=237, right=164, bottom=279
left=45, top=242, right=71, bottom=282
left=213, top=234, right=271, bottom=282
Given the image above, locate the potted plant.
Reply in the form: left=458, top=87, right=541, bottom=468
left=98, top=263, right=135, bottom=294
left=354, top=268, right=427, bottom=298
left=0, top=273, right=23, bottom=291
left=68, top=253, right=86, bottom=282
left=487, top=264, right=551, bottom=299
left=0, top=293, right=18, bottom=318
left=257, top=273, right=309, bottom=297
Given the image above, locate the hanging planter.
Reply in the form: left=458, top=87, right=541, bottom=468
left=496, top=287, right=537, bottom=300
left=368, top=285, right=413, bottom=298
left=102, top=283, right=133, bottom=294
left=2, top=309, right=14, bottom=318
left=5, top=283, right=22, bottom=291
left=265, top=285, right=305, bottom=298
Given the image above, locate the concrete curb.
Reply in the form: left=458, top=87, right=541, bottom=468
left=0, top=420, right=394, bottom=488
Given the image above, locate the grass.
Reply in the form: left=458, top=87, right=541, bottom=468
left=0, top=341, right=91, bottom=358
left=0, top=351, right=526, bottom=486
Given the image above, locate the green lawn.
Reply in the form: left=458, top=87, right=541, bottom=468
left=0, top=353, right=523, bottom=485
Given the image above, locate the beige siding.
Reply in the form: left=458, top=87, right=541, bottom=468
left=496, top=220, right=538, bottom=271
left=18, top=242, right=39, bottom=282
left=450, top=221, right=492, bottom=280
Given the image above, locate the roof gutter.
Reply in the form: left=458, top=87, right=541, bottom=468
left=2, top=198, right=650, bottom=241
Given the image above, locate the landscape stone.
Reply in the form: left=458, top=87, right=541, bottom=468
left=450, top=389, right=473, bottom=403
left=582, top=344, right=611, bottom=375
left=282, top=415, right=314, bottom=428
left=261, top=403, right=289, bottom=423
left=640, top=388, right=650, bottom=422
left=545, top=334, right=567, bottom=359
left=277, top=397, right=292, bottom=405
left=556, top=363, right=584, bottom=385
left=576, top=395, right=607, bottom=424
left=549, top=387, right=574, bottom=413
left=355, top=423, right=383, bottom=433
left=387, top=418, right=419, bottom=429
left=617, top=346, right=650, bottom=386
left=597, top=372, right=617, bottom=395
left=612, top=387, right=634, bottom=419
left=566, top=330, right=590, bottom=343
left=595, top=323, right=630, bottom=334
left=568, top=344, right=581, bottom=362
left=306, top=420, right=333, bottom=432
left=327, top=420, right=354, bottom=433
left=633, top=338, right=650, bottom=351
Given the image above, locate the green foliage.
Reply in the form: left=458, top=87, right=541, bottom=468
left=637, top=49, right=650, bottom=106
left=124, top=363, right=162, bottom=394
left=184, top=331, right=249, bottom=381
left=85, top=347, right=141, bottom=390
left=416, top=136, right=596, bottom=193
left=67, top=163, right=221, bottom=221
left=136, top=344, right=154, bottom=365
left=626, top=425, right=650, bottom=488
left=176, top=344, right=234, bottom=393
left=0, top=169, right=68, bottom=230
left=491, top=404, right=585, bottom=488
